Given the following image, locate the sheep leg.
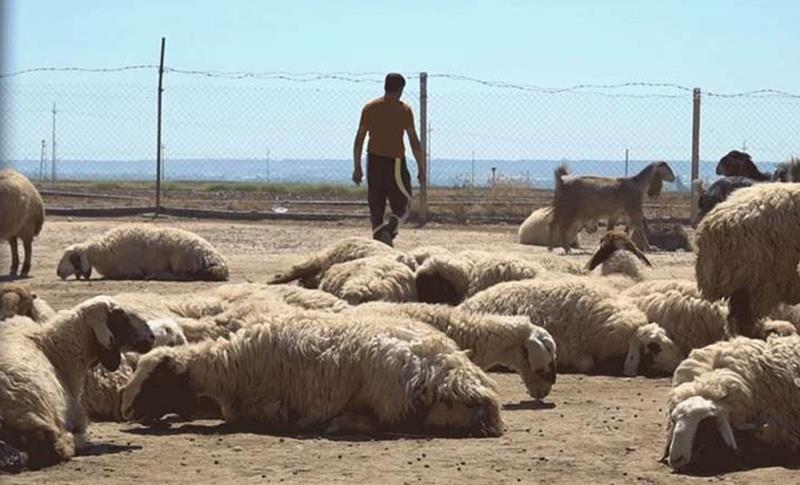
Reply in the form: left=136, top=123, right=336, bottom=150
left=9, top=237, right=19, bottom=275
left=325, top=413, right=380, bottom=435
left=20, top=237, right=32, bottom=276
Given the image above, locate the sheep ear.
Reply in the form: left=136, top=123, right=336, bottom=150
left=80, top=253, right=92, bottom=279
left=98, top=348, right=122, bottom=371
left=586, top=243, right=615, bottom=271
left=623, top=342, right=641, bottom=376
left=623, top=240, right=652, bottom=267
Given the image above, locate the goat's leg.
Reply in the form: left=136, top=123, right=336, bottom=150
left=20, top=237, right=33, bottom=276
left=9, top=237, right=19, bottom=275
left=628, top=211, right=652, bottom=251
left=607, top=216, right=617, bottom=231
left=547, top=214, right=559, bottom=252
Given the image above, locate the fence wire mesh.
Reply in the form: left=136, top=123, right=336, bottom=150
left=1, top=67, right=798, bottom=223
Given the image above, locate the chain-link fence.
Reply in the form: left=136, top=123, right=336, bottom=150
left=1, top=67, right=798, bottom=223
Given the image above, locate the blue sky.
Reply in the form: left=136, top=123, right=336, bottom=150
left=3, top=1, right=800, bottom=177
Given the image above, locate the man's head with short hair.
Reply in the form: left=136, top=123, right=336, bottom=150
left=384, top=73, right=406, bottom=98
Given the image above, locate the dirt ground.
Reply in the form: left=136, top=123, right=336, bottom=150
left=2, top=217, right=795, bottom=484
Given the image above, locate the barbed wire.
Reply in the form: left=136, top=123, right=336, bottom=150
left=0, top=65, right=158, bottom=78
left=2, top=65, right=800, bottom=98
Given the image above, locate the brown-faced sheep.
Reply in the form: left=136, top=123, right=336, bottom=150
left=0, top=169, right=45, bottom=276
left=121, top=311, right=503, bottom=437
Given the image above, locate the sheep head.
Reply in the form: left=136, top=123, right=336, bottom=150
left=647, top=162, right=676, bottom=197
left=715, top=150, right=769, bottom=181
left=56, top=245, right=92, bottom=280
left=81, top=296, right=155, bottom=371
left=663, top=396, right=739, bottom=472
left=623, top=323, right=681, bottom=377
left=586, top=230, right=651, bottom=271
left=520, top=326, right=557, bottom=400
left=147, top=318, right=188, bottom=347
left=0, top=283, right=36, bottom=320
left=121, top=349, right=199, bottom=423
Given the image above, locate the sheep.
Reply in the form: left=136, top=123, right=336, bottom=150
left=0, top=296, right=154, bottom=470
left=622, top=279, right=700, bottom=299
left=517, top=206, right=598, bottom=248
left=460, top=278, right=681, bottom=376
left=715, top=150, right=771, bottom=181
left=82, top=318, right=187, bottom=422
left=695, top=183, right=800, bottom=338
left=319, top=255, right=417, bottom=304
left=414, top=253, right=473, bottom=305
left=645, top=223, right=692, bottom=252
left=772, top=155, right=800, bottom=182
left=0, top=169, right=45, bottom=276
left=121, top=310, right=504, bottom=437
left=56, top=224, right=229, bottom=281
left=0, top=283, right=57, bottom=323
left=548, top=162, right=676, bottom=252
left=463, top=253, right=550, bottom=298
left=268, top=236, right=416, bottom=288
left=663, top=336, right=800, bottom=472
left=345, top=302, right=557, bottom=399
left=696, top=176, right=755, bottom=222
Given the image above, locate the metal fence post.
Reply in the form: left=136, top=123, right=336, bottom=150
left=155, top=37, right=166, bottom=216
left=690, top=87, right=701, bottom=222
left=419, top=72, right=429, bottom=224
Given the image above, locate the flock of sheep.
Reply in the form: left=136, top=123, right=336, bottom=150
left=2, top=154, right=800, bottom=476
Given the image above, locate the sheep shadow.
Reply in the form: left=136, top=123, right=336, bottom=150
left=122, top=421, right=496, bottom=442
left=77, top=442, right=143, bottom=457
left=503, top=400, right=556, bottom=411
left=0, top=274, right=31, bottom=283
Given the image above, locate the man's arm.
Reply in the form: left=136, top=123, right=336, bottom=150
left=406, top=123, right=426, bottom=185
left=352, top=123, right=367, bottom=185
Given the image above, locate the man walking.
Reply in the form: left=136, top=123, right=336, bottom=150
left=353, top=73, right=426, bottom=246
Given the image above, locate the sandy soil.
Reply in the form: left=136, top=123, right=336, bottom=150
left=2, top=217, right=794, bottom=484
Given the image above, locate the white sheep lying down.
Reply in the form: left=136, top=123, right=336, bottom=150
left=664, top=336, right=800, bottom=472
left=56, top=224, right=229, bottom=281
left=319, top=255, right=417, bottom=304
left=345, top=302, right=557, bottom=400
left=460, top=278, right=681, bottom=377
left=122, top=310, right=504, bottom=437
left=268, top=236, right=416, bottom=288
left=0, top=297, right=154, bottom=471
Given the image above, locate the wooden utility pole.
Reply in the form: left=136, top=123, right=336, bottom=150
left=419, top=72, right=428, bottom=224
left=51, top=103, right=56, bottom=181
left=155, top=37, right=166, bottom=216
left=690, top=88, right=701, bottom=221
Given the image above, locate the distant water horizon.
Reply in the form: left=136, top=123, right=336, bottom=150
left=3, top=158, right=784, bottom=191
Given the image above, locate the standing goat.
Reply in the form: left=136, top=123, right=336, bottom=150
left=548, top=162, right=675, bottom=252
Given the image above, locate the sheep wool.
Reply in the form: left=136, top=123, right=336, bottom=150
left=460, top=278, right=681, bottom=376
left=518, top=206, right=581, bottom=248
left=56, top=224, right=229, bottom=281
left=346, top=301, right=557, bottom=400
left=0, top=169, right=45, bottom=276
left=268, top=236, right=416, bottom=288
left=122, top=311, right=504, bottom=437
left=319, top=255, right=417, bottom=304
left=664, top=336, right=800, bottom=471
left=0, top=296, right=154, bottom=470
left=695, top=183, right=800, bottom=336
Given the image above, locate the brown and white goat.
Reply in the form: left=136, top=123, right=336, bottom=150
left=548, top=162, right=675, bottom=253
